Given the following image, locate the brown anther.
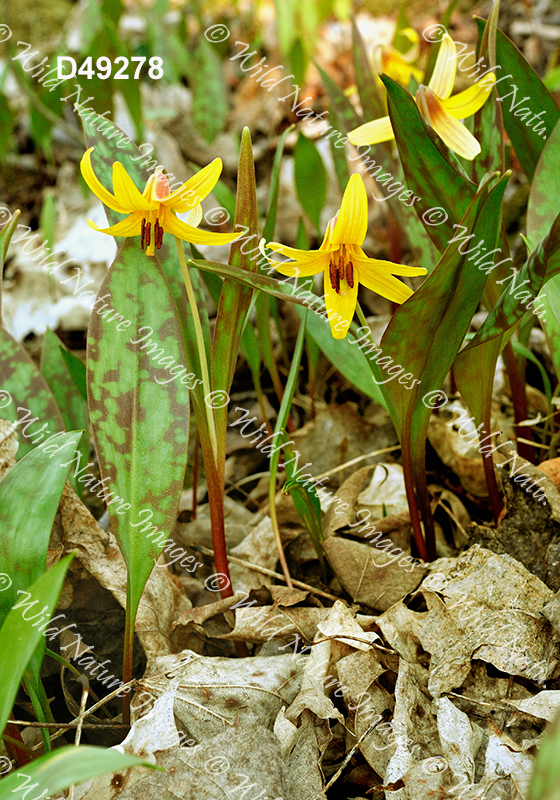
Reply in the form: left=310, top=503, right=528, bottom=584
left=145, top=222, right=151, bottom=248
left=141, top=218, right=146, bottom=250
left=329, top=259, right=340, bottom=294
left=154, top=219, right=163, bottom=249
left=338, top=255, right=345, bottom=281
left=346, top=261, right=354, bottom=288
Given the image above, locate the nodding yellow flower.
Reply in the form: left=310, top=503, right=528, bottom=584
left=349, top=35, right=496, bottom=161
left=263, top=175, right=427, bottom=340
left=376, top=28, right=423, bottom=87
left=80, top=147, right=240, bottom=256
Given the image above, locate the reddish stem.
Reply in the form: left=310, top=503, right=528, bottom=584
left=503, top=341, right=534, bottom=462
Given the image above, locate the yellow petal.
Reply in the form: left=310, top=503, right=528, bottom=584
left=161, top=158, right=223, bottom=213
left=428, top=35, right=456, bottom=100
left=112, top=162, right=154, bottom=211
left=183, top=204, right=203, bottom=227
left=80, top=148, right=130, bottom=214
left=417, top=86, right=481, bottom=160
left=266, top=242, right=330, bottom=276
left=331, top=174, right=368, bottom=247
left=357, top=261, right=414, bottom=304
left=87, top=210, right=144, bottom=237
left=382, top=48, right=422, bottom=86
left=160, top=207, right=240, bottom=246
left=350, top=247, right=427, bottom=277
left=322, top=265, right=359, bottom=339
left=348, top=116, right=394, bottom=147
left=443, top=73, right=496, bottom=119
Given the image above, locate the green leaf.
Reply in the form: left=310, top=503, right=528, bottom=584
left=59, top=346, right=88, bottom=402
left=294, top=133, right=327, bottom=234
left=314, top=61, right=362, bottom=134
left=87, top=239, right=190, bottom=620
left=530, top=709, right=560, bottom=800
left=351, top=18, right=384, bottom=121
left=490, top=26, right=560, bottom=182
left=296, top=303, right=387, bottom=407
left=380, top=173, right=508, bottom=539
left=211, top=127, right=259, bottom=409
left=0, top=745, right=158, bottom=800
left=41, top=330, right=89, bottom=493
left=382, top=74, right=476, bottom=253
left=0, top=556, right=74, bottom=737
left=189, top=37, right=228, bottom=143
left=0, top=431, right=82, bottom=625
left=527, top=117, right=560, bottom=376
left=0, top=330, right=65, bottom=458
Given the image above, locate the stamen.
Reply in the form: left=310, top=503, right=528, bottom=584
left=329, top=259, right=340, bottom=294
left=154, top=219, right=163, bottom=249
left=145, top=222, right=151, bottom=249
left=141, top=218, right=146, bottom=250
left=338, top=255, right=345, bottom=281
left=346, top=261, right=354, bottom=288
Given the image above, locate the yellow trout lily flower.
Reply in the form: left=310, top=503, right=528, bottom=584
left=349, top=35, right=496, bottom=160
left=80, top=147, right=240, bottom=256
left=264, top=175, right=427, bottom=340
left=377, top=28, right=423, bottom=86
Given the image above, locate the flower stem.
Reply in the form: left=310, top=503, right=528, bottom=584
left=175, top=237, right=217, bottom=458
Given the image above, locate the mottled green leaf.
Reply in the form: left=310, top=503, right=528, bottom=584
left=0, top=330, right=65, bottom=457
left=351, top=19, right=384, bottom=121
left=87, top=239, right=189, bottom=619
left=0, top=556, right=74, bottom=738
left=489, top=27, right=559, bottom=182
left=472, top=6, right=505, bottom=183
left=0, top=744, right=157, bottom=800
left=294, top=133, right=327, bottom=233
left=189, top=36, right=228, bottom=143
left=59, top=347, right=87, bottom=402
left=314, top=62, right=362, bottom=134
left=383, top=74, right=476, bottom=252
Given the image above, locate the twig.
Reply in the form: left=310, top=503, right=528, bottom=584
left=196, top=545, right=345, bottom=603
left=312, top=721, right=380, bottom=799
left=311, top=445, right=401, bottom=481
left=68, top=678, right=89, bottom=800
left=11, top=721, right=130, bottom=730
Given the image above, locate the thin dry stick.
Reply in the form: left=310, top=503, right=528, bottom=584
left=312, top=721, right=380, bottom=800
left=196, top=545, right=344, bottom=603
left=68, top=677, right=89, bottom=800
left=11, top=721, right=129, bottom=730
left=31, top=680, right=137, bottom=751
left=311, top=445, right=401, bottom=480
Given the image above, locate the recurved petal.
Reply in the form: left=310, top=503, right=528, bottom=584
left=331, top=174, right=368, bottom=246
left=417, top=86, right=481, bottom=160
left=183, top=204, right=203, bottom=228
left=266, top=242, right=330, bottom=276
left=112, top=162, right=154, bottom=211
left=348, top=116, right=394, bottom=147
left=80, top=148, right=130, bottom=214
left=357, top=260, right=414, bottom=304
left=160, top=207, right=240, bottom=245
left=87, top=210, right=144, bottom=237
left=351, top=248, right=427, bottom=277
left=322, top=268, right=359, bottom=339
left=428, top=35, right=457, bottom=100
left=443, top=73, right=496, bottom=119
left=161, top=158, right=223, bottom=212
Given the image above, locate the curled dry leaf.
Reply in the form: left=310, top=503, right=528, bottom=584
left=0, top=419, right=18, bottom=479
left=428, top=410, right=488, bottom=497
left=59, top=483, right=192, bottom=659
left=377, top=546, right=558, bottom=697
